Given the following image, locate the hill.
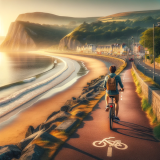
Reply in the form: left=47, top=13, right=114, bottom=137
left=4, top=9, right=160, bottom=51
left=16, top=12, right=100, bottom=26
left=0, top=21, right=74, bottom=51
left=59, top=14, right=160, bottom=50
left=99, top=9, right=160, bottom=22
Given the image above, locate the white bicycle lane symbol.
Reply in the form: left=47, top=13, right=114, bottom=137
left=92, top=137, right=128, bottom=157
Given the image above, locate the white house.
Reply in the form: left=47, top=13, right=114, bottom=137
left=77, top=44, right=96, bottom=53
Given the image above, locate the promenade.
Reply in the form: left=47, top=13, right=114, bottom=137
left=53, top=62, right=160, bottom=160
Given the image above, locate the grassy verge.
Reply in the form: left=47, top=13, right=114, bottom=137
left=131, top=68, right=160, bottom=140
left=132, top=63, right=160, bottom=89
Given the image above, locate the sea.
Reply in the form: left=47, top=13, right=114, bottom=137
left=0, top=52, right=54, bottom=87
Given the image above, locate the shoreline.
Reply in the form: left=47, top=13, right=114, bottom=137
left=0, top=56, right=69, bottom=117
left=0, top=52, right=55, bottom=88
left=0, top=54, right=108, bottom=146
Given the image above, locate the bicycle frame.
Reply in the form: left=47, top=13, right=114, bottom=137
left=109, top=97, right=115, bottom=129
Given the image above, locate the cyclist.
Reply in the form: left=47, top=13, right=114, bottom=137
left=103, top=65, right=124, bottom=121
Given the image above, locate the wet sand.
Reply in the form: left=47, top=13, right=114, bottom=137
left=0, top=54, right=108, bottom=146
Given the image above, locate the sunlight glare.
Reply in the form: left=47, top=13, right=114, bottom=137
left=0, top=18, right=4, bottom=36
left=0, top=52, right=3, bottom=63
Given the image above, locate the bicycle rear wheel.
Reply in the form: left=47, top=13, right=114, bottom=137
left=109, top=107, right=113, bottom=130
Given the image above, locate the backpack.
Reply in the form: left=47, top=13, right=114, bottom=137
left=107, top=75, right=117, bottom=91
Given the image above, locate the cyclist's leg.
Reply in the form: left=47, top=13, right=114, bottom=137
left=114, top=94, right=120, bottom=121
left=105, top=94, right=110, bottom=111
left=105, top=94, right=109, bottom=105
left=115, top=102, right=119, bottom=116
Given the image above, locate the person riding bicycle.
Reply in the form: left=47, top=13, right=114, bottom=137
left=103, top=65, right=124, bottom=121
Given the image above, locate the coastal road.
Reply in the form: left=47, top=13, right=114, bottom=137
left=53, top=62, right=160, bottom=160
left=135, top=59, right=160, bottom=85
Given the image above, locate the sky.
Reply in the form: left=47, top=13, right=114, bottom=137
left=0, top=0, right=160, bottom=36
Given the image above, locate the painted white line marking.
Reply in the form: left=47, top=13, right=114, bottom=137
left=93, top=137, right=128, bottom=158
left=107, top=146, right=112, bottom=157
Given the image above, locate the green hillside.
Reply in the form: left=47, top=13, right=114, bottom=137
left=59, top=15, right=160, bottom=47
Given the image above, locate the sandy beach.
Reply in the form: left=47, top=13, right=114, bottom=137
left=0, top=53, right=108, bottom=146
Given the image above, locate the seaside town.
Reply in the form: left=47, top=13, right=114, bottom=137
left=77, top=43, right=147, bottom=57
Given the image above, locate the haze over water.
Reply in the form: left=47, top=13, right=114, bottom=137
left=0, top=52, right=53, bottom=87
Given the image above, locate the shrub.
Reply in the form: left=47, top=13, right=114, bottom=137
left=145, top=55, right=150, bottom=59
left=141, top=98, right=150, bottom=111
left=153, top=124, right=160, bottom=140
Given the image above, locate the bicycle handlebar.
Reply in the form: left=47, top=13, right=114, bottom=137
left=118, top=89, right=124, bottom=92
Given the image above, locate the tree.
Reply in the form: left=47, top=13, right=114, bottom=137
left=140, top=27, right=160, bottom=57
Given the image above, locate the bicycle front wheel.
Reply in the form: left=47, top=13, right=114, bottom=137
left=109, top=108, right=113, bottom=130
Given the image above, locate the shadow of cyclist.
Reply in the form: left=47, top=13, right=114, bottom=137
left=112, top=120, right=159, bottom=142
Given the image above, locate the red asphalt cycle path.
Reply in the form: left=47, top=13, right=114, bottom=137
left=53, top=62, right=160, bottom=160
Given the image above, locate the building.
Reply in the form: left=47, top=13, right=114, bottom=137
left=77, top=43, right=128, bottom=55
left=77, top=44, right=96, bottom=53
left=133, top=43, right=145, bottom=54
left=96, top=45, right=112, bottom=54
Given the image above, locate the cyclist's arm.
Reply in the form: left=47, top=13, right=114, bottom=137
left=118, top=76, right=124, bottom=89
left=103, top=76, right=108, bottom=90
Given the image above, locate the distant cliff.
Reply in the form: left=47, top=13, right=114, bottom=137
left=16, top=12, right=99, bottom=26
left=0, top=36, right=5, bottom=45
left=0, top=21, right=73, bottom=51
left=59, top=35, right=82, bottom=50
left=0, top=21, right=36, bottom=51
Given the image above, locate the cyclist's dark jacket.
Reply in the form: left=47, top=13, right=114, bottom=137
left=103, top=73, right=123, bottom=95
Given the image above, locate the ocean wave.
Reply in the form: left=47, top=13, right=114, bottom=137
left=0, top=56, right=76, bottom=117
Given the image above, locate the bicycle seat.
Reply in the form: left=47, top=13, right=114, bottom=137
left=109, top=96, right=115, bottom=98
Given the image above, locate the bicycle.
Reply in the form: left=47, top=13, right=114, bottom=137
left=108, top=89, right=124, bottom=130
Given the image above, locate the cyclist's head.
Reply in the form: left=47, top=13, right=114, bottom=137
left=109, top=65, right=116, bottom=73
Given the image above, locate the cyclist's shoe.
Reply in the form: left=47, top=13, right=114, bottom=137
left=105, top=105, right=109, bottom=112
left=114, top=116, right=120, bottom=121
